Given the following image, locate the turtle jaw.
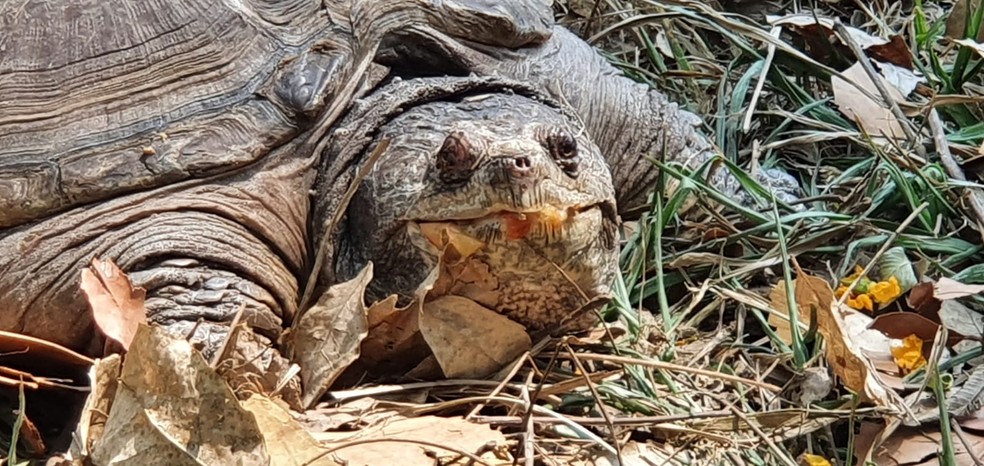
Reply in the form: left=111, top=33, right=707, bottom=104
left=404, top=200, right=620, bottom=331
left=409, top=201, right=616, bottom=251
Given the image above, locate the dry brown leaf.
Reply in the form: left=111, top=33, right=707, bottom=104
left=870, top=312, right=965, bottom=346
left=90, top=324, right=269, bottom=465
left=946, top=0, right=984, bottom=42
left=832, top=62, right=908, bottom=139
left=770, top=14, right=891, bottom=48
left=287, top=263, right=372, bottom=409
left=768, top=276, right=828, bottom=344
left=768, top=14, right=913, bottom=68
left=772, top=275, right=906, bottom=411
left=74, top=355, right=121, bottom=458
left=856, top=422, right=984, bottom=465
left=345, top=293, right=439, bottom=382
left=576, top=441, right=673, bottom=465
left=821, top=310, right=906, bottom=410
left=418, top=223, right=485, bottom=259
left=316, top=415, right=509, bottom=466
left=217, top=327, right=303, bottom=409
left=420, top=295, right=531, bottom=378
left=80, top=257, right=147, bottom=351
left=934, top=277, right=984, bottom=300
left=241, top=395, right=339, bottom=466
left=907, top=282, right=941, bottom=318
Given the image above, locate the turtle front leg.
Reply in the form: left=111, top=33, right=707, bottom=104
left=0, top=157, right=309, bottom=360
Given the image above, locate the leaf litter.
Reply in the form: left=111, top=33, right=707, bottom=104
left=14, top=1, right=984, bottom=464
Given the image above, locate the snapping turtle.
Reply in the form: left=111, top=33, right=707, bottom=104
left=0, top=0, right=798, bottom=360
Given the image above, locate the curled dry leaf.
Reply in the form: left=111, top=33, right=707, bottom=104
left=767, top=14, right=913, bottom=68
left=90, top=324, right=269, bottom=466
left=832, top=62, right=908, bottom=139
left=907, top=282, right=941, bottom=318
left=80, top=257, right=147, bottom=351
left=241, top=395, right=339, bottom=466
left=287, top=263, right=372, bottom=409
left=420, top=295, right=532, bottom=378
left=934, top=276, right=984, bottom=300
left=870, top=312, right=964, bottom=346
left=856, top=421, right=984, bottom=465
left=73, top=354, right=121, bottom=458
left=316, top=415, right=509, bottom=466
left=770, top=275, right=906, bottom=411
left=356, top=295, right=430, bottom=378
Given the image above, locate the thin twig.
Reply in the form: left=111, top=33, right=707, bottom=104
left=928, top=108, right=984, bottom=231
left=564, top=342, right=623, bottom=464
left=306, top=438, right=496, bottom=466
left=559, top=352, right=783, bottom=393
left=466, top=350, right=529, bottom=421
left=706, top=393, right=799, bottom=466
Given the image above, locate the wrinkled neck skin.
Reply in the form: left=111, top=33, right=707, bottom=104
left=334, top=92, right=619, bottom=331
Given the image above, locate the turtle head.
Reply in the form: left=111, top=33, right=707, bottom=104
left=406, top=115, right=617, bottom=249
left=336, top=90, right=619, bottom=332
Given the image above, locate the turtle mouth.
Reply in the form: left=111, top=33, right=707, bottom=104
left=411, top=202, right=612, bottom=249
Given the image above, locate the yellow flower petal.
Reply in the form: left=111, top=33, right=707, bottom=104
left=802, top=454, right=831, bottom=466
left=847, top=293, right=874, bottom=312
left=870, top=276, right=902, bottom=305
left=843, top=265, right=865, bottom=282
left=891, top=334, right=927, bottom=374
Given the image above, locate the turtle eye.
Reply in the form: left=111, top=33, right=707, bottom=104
left=436, top=131, right=476, bottom=183
left=547, top=129, right=579, bottom=177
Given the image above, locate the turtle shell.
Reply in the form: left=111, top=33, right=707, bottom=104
left=0, top=0, right=348, bottom=228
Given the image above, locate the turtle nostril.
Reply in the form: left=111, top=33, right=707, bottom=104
left=513, top=156, right=532, bottom=170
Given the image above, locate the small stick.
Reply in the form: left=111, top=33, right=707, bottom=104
left=928, top=108, right=984, bottom=231
left=560, top=353, right=783, bottom=393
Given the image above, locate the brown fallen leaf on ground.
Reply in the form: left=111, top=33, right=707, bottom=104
left=768, top=13, right=914, bottom=68
left=832, top=62, right=909, bottom=139
left=241, top=395, right=339, bottom=466
left=353, top=294, right=430, bottom=379
left=90, top=324, right=269, bottom=465
left=80, top=257, right=147, bottom=352
left=420, top=295, right=532, bottom=378
left=315, top=415, right=510, bottom=466
left=946, top=0, right=984, bottom=41
left=870, top=312, right=965, bottom=346
left=286, top=263, right=372, bottom=409
left=771, top=274, right=907, bottom=411
left=216, top=325, right=303, bottom=409
left=855, top=421, right=984, bottom=465
left=73, top=355, right=121, bottom=458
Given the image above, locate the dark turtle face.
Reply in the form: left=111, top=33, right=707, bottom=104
left=336, top=92, right=619, bottom=331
